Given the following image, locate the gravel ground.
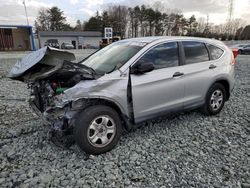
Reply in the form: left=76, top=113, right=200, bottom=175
left=0, top=52, right=249, bottom=188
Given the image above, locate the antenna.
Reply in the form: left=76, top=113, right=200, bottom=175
left=23, top=0, right=29, bottom=25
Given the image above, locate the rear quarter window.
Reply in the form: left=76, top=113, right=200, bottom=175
left=206, top=44, right=224, bottom=60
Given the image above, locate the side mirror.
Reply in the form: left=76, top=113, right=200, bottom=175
left=130, top=63, right=154, bottom=74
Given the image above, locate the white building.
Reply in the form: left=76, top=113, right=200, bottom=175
left=38, top=31, right=102, bottom=49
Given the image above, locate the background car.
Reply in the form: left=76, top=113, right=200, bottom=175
left=230, top=43, right=250, bottom=54
left=61, top=42, right=75, bottom=49
left=239, top=44, right=250, bottom=55
left=44, top=39, right=60, bottom=49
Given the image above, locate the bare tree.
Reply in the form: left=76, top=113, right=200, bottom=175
left=35, top=8, right=50, bottom=32
left=196, top=17, right=206, bottom=33
left=106, top=5, right=128, bottom=38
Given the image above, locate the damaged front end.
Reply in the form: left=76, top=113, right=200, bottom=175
left=8, top=46, right=97, bottom=147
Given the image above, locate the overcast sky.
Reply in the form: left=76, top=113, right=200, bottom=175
left=0, top=0, right=249, bottom=27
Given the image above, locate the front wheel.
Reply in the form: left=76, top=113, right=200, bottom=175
left=202, top=83, right=226, bottom=115
left=74, top=105, right=122, bottom=155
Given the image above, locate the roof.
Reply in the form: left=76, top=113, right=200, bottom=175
left=39, top=31, right=102, bottom=37
left=0, top=25, right=32, bottom=29
left=120, top=36, right=224, bottom=46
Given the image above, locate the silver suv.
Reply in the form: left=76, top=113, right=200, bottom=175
left=9, top=37, right=236, bottom=154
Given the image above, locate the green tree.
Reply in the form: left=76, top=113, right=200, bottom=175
left=84, top=11, right=103, bottom=32
left=102, top=11, right=111, bottom=32
left=139, top=5, right=147, bottom=36
left=34, top=8, right=50, bottom=33
left=75, top=20, right=83, bottom=31
left=154, top=10, right=163, bottom=36
left=180, top=17, right=187, bottom=35
left=48, top=6, right=67, bottom=31
left=171, top=13, right=184, bottom=36
left=145, top=8, right=155, bottom=36
left=35, top=6, right=72, bottom=32
left=105, top=5, right=128, bottom=38
left=128, top=7, right=135, bottom=37
left=187, top=15, right=197, bottom=36
left=240, top=25, right=250, bottom=40
left=235, top=27, right=243, bottom=40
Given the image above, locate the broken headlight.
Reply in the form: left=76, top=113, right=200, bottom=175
left=54, top=94, right=71, bottom=108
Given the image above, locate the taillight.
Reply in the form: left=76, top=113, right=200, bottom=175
left=232, top=48, right=238, bottom=58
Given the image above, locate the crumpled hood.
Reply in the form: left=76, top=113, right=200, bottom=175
left=8, top=46, right=76, bottom=81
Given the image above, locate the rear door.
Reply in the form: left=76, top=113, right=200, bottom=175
left=130, top=42, right=185, bottom=123
left=181, top=41, right=217, bottom=109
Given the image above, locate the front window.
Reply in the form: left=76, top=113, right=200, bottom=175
left=80, top=41, right=145, bottom=74
left=136, top=42, right=179, bottom=69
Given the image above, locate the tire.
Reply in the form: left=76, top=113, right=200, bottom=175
left=202, top=83, right=226, bottom=116
left=74, top=105, right=122, bottom=155
left=238, top=50, right=242, bottom=55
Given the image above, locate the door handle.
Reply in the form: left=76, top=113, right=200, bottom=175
left=209, top=64, right=217, bottom=69
left=173, top=72, right=184, bottom=77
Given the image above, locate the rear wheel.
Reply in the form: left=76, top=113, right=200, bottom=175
left=74, top=105, right=122, bottom=155
left=202, top=83, right=226, bottom=115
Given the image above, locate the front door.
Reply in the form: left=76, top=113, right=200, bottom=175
left=130, top=42, right=185, bottom=123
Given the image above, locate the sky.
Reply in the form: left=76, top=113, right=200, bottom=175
left=0, top=0, right=249, bottom=27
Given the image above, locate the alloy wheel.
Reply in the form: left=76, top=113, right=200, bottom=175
left=210, top=89, right=224, bottom=111
left=87, top=115, right=116, bottom=148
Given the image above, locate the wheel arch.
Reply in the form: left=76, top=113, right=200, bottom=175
left=211, top=79, right=230, bottom=101
left=79, top=98, right=132, bottom=131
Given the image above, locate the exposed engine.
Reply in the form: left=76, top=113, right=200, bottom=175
left=8, top=46, right=98, bottom=147
left=28, top=61, right=96, bottom=112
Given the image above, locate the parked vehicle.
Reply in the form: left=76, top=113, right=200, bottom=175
left=8, top=37, right=236, bottom=155
left=238, top=44, right=250, bottom=54
left=230, top=43, right=250, bottom=54
left=45, top=39, right=60, bottom=49
left=99, top=36, right=121, bottom=49
left=61, top=42, right=75, bottom=49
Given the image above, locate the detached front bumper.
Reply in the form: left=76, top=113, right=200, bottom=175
left=29, top=99, right=79, bottom=147
left=29, top=99, right=52, bottom=125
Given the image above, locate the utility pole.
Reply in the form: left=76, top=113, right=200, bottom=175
left=227, top=0, right=234, bottom=36
left=23, top=0, right=29, bottom=25
left=228, top=0, right=234, bottom=23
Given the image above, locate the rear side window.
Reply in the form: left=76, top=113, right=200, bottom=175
left=182, top=41, right=209, bottom=64
left=137, top=42, right=179, bottom=69
left=207, top=44, right=224, bottom=60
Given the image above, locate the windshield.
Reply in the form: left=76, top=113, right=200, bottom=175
left=81, top=41, right=145, bottom=74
